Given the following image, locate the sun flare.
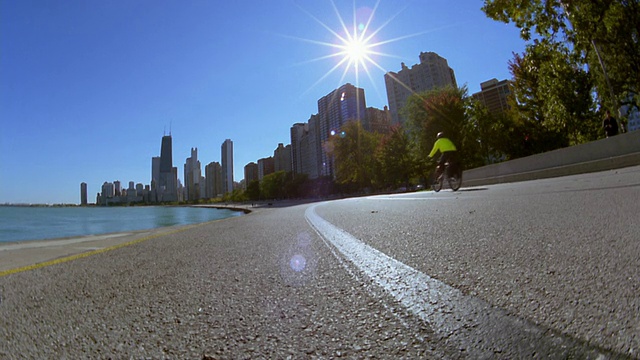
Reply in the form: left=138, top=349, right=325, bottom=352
left=288, top=0, right=428, bottom=97
left=340, top=35, right=372, bottom=67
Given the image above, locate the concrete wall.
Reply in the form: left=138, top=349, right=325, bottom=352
left=463, top=130, right=640, bottom=187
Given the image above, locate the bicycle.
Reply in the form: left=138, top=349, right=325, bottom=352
left=431, top=160, right=463, bottom=192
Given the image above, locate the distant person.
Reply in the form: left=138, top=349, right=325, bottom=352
left=603, top=110, right=619, bottom=138
left=428, top=132, right=457, bottom=179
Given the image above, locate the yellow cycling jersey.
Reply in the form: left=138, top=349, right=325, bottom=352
left=428, top=138, right=457, bottom=158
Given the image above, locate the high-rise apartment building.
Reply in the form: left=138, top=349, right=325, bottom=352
left=157, top=134, right=178, bottom=202
left=472, top=78, right=511, bottom=115
left=290, top=115, right=322, bottom=179
left=100, top=182, right=115, bottom=205
left=317, top=83, right=366, bottom=177
left=363, top=106, right=392, bottom=134
left=221, top=139, right=234, bottom=194
left=80, top=182, right=88, bottom=206
left=385, top=51, right=458, bottom=125
left=244, top=162, right=259, bottom=185
left=151, top=156, right=160, bottom=188
left=304, top=114, right=321, bottom=179
left=274, top=143, right=292, bottom=173
left=290, top=123, right=307, bottom=176
left=257, top=156, right=275, bottom=180
left=184, top=147, right=201, bottom=201
left=205, top=161, right=223, bottom=199
left=113, top=180, right=122, bottom=197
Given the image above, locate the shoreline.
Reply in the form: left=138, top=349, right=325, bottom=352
left=0, top=200, right=319, bottom=275
left=0, top=229, right=153, bottom=274
left=0, top=206, right=257, bottom=275
left=0, top=205, right=247, bottom=245
left=0, top=217, right=234, bottom=275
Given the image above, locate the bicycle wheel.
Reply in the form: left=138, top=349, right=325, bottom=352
left=431, top=174, right=443, bottom=192
left=447, top=174, right=462, bottom=191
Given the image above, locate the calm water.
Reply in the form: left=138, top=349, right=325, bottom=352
left=0, top=206, right=242, bottom=243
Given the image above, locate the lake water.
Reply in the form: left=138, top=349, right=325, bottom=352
left=0, top=206, right=242, bottom=243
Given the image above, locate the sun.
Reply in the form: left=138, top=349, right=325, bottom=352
left=286, top=1, right=391, bottom=95
left=339, top=33, right=372, bottom=68
left=286, top=0, right=430, bottom=98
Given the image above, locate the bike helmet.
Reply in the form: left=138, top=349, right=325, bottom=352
left=436, top=132, right=444, bottom=139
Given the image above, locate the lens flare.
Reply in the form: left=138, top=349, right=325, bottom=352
left=290, top=254, right=307, bottom=272
left=279, top=232, right=317, bottom=287
left=286, top=1, right=440, bottom=100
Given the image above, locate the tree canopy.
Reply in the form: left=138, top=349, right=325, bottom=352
left=483, top=0, right=640, bottom=116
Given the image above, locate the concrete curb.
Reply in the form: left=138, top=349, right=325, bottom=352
left=464, top=152, right=640, bottom=187
left=463, top=130, right=640, bottom=187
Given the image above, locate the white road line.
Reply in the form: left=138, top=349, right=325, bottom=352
left=305, top=203, right=606, bottom=358
left=365, top=196, right=454, bottom=201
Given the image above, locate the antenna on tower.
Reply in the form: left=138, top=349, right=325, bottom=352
left=163, top=126, right=166, bottom=136
left=169, top=121, right=172, bottom=136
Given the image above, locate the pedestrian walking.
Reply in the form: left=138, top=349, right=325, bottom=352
left=602, top=110, right=619, bottom=138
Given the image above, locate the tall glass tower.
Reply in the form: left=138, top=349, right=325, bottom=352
left=158, top=134, right=178, bottom=202
left=221, top=139, right=234, bottom=194
left=317, top=83, right=366, bottom=177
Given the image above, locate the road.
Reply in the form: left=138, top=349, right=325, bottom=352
left=1, top=165, right=639, bottom=359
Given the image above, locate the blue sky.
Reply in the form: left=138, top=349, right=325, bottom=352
left=0, top=0, right=524, bottom=204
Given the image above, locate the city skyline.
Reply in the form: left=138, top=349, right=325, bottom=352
left=0, top=1, right=525, bottom=204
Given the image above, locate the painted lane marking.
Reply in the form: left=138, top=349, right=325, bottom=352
left=305, top=203, right=608, bottom=358
left=365, top=196, right=454, bottom=201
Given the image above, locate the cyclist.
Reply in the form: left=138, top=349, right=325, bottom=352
left=428, top=132, right=457, bottom=180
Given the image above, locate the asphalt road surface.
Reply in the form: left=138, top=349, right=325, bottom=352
left=1, top=165, right=639, bottom=359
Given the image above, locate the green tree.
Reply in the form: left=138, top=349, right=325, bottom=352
left=508, top=39, right=598, bottom=146
left=402, top=86, right=470, bottom=175
left=222, top=188, right=248, bottom=203
left=505, top=46, right=565, bottom=155
left=482, top=0, right=640, bottom=121
left=245, top=180, right=260, bottom=201
left=330, top=120, right=381, bottom=192
left=561, top=0, right=640, bottom=114
left=376, top=125, right=417, bottom=189
left=463, top=98, right=503, bottom=165
left=260, top=171, right=287, bottom=200
left=283, top=173, right=309, bottom=199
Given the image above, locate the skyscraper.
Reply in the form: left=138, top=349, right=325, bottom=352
left=257, top=156, right=275, bottom=180
left=221, top=139, right=234, bottom=194
left=317, top=83, right=366, bottom=177
left=244, top=162, right=259, bottom=185
left=274, top=143, right=292, bottom=173
left=114, top=181, right=122, bottom=197
left=151, top=156, right=160, bottom=189
left=80, top=182, right=88, bottom=206
left=304, top=114, right=321, bottom=179
left=184, top=147, right=201, bottom=201
left=384, top=51, right=458, bottom=125
left=157, top=134, right=178, bottom=202
left=290, top=123, right=307, bottom=176
left=205, top=161, right=222, bottom=199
